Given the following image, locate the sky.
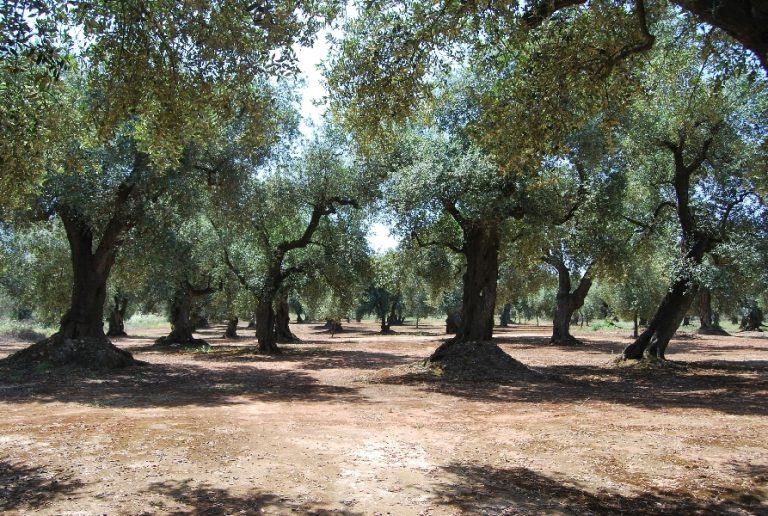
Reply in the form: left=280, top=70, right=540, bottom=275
left=294, top=35, right=399, bottom=254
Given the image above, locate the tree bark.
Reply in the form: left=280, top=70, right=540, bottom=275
left=623, top=240, right=709, bottom=360
left=274, top=297, right=298, bottom=343
left=224, top=317, right=239, bottom=339
left=431, top=225, right=500, bottom=361
left=499, top=303, right=512, bottom=327
left=154, top=289, right=208, bottom=348
left=255, top=299, right=280, bottom=354
left=698, top=288, right=729, bottom=335
left=106, top=294, right=128, bottom=337
left=548, top=257, right=592, bottom=346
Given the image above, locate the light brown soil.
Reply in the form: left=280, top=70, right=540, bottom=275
left=1, top=321, right=767, bottom=515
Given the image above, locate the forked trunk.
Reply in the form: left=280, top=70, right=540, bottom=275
left=7, top=213, right=138, bottom=368
left=550, top=267, right=592, bottom=346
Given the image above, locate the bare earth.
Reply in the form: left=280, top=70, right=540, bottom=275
left=1, top=321, right=766, bottom=515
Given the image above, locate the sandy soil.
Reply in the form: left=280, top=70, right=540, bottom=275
left=1, top=321, right=766, bottom=515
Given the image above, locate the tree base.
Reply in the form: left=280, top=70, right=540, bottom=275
left=427, top=340, right=538, bottom=382
left=697, top=326, right=730, bottom=336
left=106, top=330, right=128, bottom=338
left=154, top=336, right=210, bottom=349
left=549, top=335, right=584, bottom=346
left=614, top=356, right=688, bottom=370
left=3, top=334, right=140, bottom=369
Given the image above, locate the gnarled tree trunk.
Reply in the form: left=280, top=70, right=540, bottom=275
left=623, top=240, right=709, bottom=360
left=431, top=225, right=500, bottom=361
left=698, top=289, right=729, bottom=335
left=274, top=297, right=298, bottom=343
left=224, top=317, right=239, bottom=339
left=155, top=289, right=208, bottom=348
left=255, top=299, right=280, bottom=354
left=549, top=257, right=592, bottom=346
left=106, top=294, right=128, bottom=337
left=7, top=207, right=141, bottom=369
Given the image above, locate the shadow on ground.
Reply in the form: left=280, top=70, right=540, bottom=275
left=375, top=357, right=768, bottom=417
left=143, top=479, right=362, bottom=516
left=0, top=459, right=83, bottom=511
left=430, top=462, right=766, bottom=515
left=0, top=360, right=366, bottom=409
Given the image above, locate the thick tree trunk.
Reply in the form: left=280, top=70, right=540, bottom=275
left=445, top=311, right=461, bottom=334
left=431, top=226, right=500, bottom=361
left=155, top=290, right=208, bottom=348
left=7, top=214, right=138, bottom=368
left=633, top=311, right=639, bottom=338
left=255, top=300, right=281, bottom=354
left=274, top=298, right=298, bottom=343
left=106, top=295, right=128, bottom=337
left=698, top=289, right=729, bottom=335
left=224, top=317, right=239, bottom=339
left=549, top=259, right=592, bottom=346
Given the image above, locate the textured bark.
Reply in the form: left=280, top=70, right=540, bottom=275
left=499, top=304, right=512, bottom=327
left=548, top=258, right=592, bottom=346
left=455, top=226, right=500, bottom=343
left=106, top=295, right=128, bottom=337
left=224, top=317, right=239, bottom=339
left=255, top=300, right=280, bottom=354
left=154, top=290, right=208, bottom=348
left=698, top=289, right=729, bottom=335
left=274, top=298, right=298, bottom=343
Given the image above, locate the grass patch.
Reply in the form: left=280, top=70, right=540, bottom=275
left=125, top=312, right=167, bottom=329
left=0, top=318, right=54, bottom=341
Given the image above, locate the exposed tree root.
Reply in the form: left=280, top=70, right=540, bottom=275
left=3, top=334, right=141, bottom=369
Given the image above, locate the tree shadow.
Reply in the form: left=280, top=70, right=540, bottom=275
left=430, top=462, right=765, bottom=514
left=0, top=361, right=366, bottom=409
left=187, top=347, right=415, bottom=371
left=0, top=459, right=83, bottom=511
left=375, top=359, right=768, bottom=416
left=143, top=479, right=363, bottom=515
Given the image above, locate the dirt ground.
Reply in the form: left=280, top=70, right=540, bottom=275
left=1, top=321, right=767, bottom=515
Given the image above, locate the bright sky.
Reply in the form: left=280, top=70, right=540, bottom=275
left=294, top=35, right=399, bottom=254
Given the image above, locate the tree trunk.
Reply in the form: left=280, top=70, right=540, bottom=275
left=224, top=317, right=239, bottom=339
left=549, top=259, right=592, bottom=346
left=445, top=311, right=461, bottom=334
left=274, top=297, right=298, bottom=343
left=633, top=311, right=639, bottom=338
left=499, top=303, right=512, bottom=327
left=255, top=299, right=280, bottom=354
left=698, top=289, right=729, bottom=335
left=623, top=236, right=711, bottom=361
left=155, top=290, right=208, bottom=348
left=431, top=226, right=500, bottom=361
left=6, top=213, right=138, bottom=368
left=106, top=295, right=128, bottom=337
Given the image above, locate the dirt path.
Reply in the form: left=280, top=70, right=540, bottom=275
left=1, top=322, right=767, bottom=514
